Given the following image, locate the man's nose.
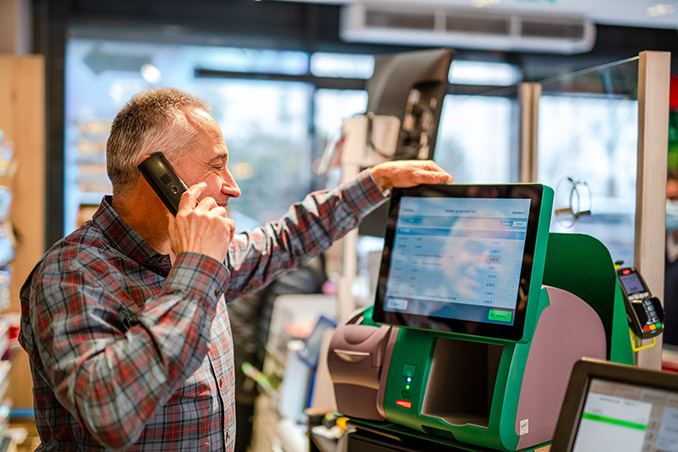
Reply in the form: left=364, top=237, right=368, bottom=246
left=221, top=171, right=241, bottom=198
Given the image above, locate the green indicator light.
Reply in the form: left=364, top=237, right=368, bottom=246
left=405, top=385, right=410, bottom=390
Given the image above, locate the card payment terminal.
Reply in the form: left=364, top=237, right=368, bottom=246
left=616, top=267, right=664, bottom=339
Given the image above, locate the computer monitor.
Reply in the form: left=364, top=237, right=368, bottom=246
left=366, top=47, right=454, bottom=161
left=373, top=183, right=547, bottom=342
left=358, top=48, right=454, bottom=238
left=551, top=358, right=678, bottom=452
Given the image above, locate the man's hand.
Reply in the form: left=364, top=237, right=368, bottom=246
left=370, top=160, right=454, bottom=193
left=168, top=182, right=235, bottom=262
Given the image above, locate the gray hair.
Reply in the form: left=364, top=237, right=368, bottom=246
left=106, top=87, right=211, bottom=195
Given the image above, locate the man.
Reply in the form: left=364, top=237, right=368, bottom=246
left=19, top=87, right=453, bottom=451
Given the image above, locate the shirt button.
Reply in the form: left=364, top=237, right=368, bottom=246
left=214, top=290, right=220, bottom=296
left=219, top=378, right=223, bottom=388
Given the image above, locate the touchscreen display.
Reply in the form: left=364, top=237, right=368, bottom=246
left=571, top=378, right=678, bottom=452
left=382, top=196, right=531, bottom=326
left=619, top=273, right=646, bottom=295
left=373, top=184, right=547, bottom=341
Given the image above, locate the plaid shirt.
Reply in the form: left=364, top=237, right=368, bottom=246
left=19, top=170, right=385, bottom=451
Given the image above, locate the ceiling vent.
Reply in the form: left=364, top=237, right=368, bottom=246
left=340, top=3, right=596, bottom=54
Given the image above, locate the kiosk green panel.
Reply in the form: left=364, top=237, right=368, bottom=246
left=542, top=233, right=633, bottom=365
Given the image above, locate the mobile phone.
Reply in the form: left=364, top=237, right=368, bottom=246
left=138, top=152, right=188, bottom=216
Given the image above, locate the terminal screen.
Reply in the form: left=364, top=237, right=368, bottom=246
left=619, top=273, right=646, bottom=295
left=571, top=378, right=678, bottom=452
left=382, top=196, right=531, bottom=327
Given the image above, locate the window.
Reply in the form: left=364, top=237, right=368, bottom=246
left=65, top=39, right=373, bottom=233
left=65, top=39, right=520, bottom=237
left=435, top=93, right=517, bottom=183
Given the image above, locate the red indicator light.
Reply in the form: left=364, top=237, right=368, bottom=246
left=622, top=269, right=631, bottom=275
left=396, top=400, right=412, bottom=409
left=643, top=325, right=650, bottom=331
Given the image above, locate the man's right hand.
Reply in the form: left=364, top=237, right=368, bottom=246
left=168, top=182, right=235, bottom=262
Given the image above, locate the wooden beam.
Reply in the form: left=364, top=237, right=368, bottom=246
left=635, top=50, right=671, bottom=369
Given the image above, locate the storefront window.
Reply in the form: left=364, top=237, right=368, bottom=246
left=310, top=52, right=373, bottom=79
left=435, top=94, right=517, bottom=184
left=65, top=39, right=318, bottom=233
left=449, top=60, right=520, bottom=86
left=66, top=37, right=519, bottom=236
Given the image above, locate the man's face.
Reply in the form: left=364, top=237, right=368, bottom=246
left=173, top=108, right=241, bottom=207
left=440, top=217, right=497, bottom=300
left=668, top=179, right=678, bottom=202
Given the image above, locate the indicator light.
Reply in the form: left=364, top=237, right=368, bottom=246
left=396, top=400, right=412, bottom=408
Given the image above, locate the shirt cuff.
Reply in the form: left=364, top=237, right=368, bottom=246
left=340, top=169, right=390, bottom=216
left=163, top=252, right=230, bottom=316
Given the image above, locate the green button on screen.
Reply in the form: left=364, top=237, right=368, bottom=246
left=488, top=310, right=513, bottom=323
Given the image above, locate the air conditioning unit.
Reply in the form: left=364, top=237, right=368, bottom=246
left=340, top=2, right=596, bottom=54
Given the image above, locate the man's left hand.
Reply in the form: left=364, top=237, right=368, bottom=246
left=369, top=160, right=454, bottom=193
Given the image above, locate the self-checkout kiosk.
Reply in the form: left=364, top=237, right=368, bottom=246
left=328, top=183, right=634, bottom=451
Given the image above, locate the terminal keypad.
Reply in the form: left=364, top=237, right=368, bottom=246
left=629, top=297, right=664, bottom=337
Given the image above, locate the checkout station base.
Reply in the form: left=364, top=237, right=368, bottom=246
left=327, top=232, right=634, bottom=452
left=309, top=418, right=550, bottom=452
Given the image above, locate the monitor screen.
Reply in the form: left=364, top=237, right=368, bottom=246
left=373, top=184, right=545, bottom=341
left=571, top=378, right=678, bottom=452
left=551, top=359, right=678, bottom=452
left=618, top=273, right=645, bottom=295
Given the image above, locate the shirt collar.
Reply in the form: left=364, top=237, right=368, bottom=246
left=91, top=196, right=171, bottom=274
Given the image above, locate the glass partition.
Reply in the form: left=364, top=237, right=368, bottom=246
left=536, top=57, right=640, bottom=266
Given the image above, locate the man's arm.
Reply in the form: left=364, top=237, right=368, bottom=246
left=225, top=160, right=453, bottom=300
left=27, top=250, right=228, bottom=448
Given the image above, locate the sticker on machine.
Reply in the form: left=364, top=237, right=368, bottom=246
left=519, top=419, right=529, bottom=435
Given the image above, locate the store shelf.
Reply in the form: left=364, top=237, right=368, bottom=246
left=0, top=53, right=45, bottom=413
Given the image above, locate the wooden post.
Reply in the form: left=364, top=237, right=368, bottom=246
left=635, top=51, right=671, bottom=369
left=520, top=82, right=541, bottom=183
